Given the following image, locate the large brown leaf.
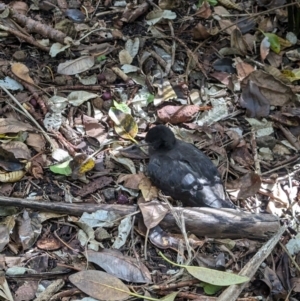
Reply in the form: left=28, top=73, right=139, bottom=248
left=240, top=80, right=270, bottom=117
left=69, top=270, right=130, bottom=301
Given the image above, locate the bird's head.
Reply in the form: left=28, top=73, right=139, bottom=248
left=145, top=125, right=176, bottom=150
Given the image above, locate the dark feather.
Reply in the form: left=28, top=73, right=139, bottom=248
left=145, top=125, right=234, bottom=209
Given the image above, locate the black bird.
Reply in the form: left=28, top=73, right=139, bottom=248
left=145, top=125, right=234, bottom=209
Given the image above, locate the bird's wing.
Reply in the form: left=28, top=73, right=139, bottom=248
left=176, top=140, right=222, bottom=183
left=147, top=152, right=228, bottom=208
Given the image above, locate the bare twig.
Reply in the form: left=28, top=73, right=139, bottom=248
left=217, top=226, right=287, bottom=301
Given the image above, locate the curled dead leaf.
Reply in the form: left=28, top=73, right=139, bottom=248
left=0, top=170, right=26, bottom=183
left=157, top=105, right=199, bottom=124
left=11, top=62, right=34, bottom=84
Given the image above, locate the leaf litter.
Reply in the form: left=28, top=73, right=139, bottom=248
left=0, top=0, right=300, bottom=300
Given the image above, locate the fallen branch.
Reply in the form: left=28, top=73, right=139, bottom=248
left=0, top=3, right=68, bottom=45
left=0, top=196, right=279, bottom=240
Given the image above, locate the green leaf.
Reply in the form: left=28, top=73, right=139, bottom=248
left=208, top=0, right=218, bottom=5
left=264, top=33, right=281, bottom=53
left=197, top=0, right=218, bottom=7
left=159, top=251, right=249, bottom=287
left=49, top=160, right=72, bottom=176
left=113, top=101, right=131, bottom=114
left=96, top=55, right=106, bottom=62
left=200, top=282, right=223, bottom=295
left=186, top=266, right=249, bottom=286
left=147, top=94, right=154, bottom=105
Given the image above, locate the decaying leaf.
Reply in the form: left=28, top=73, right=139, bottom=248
left=69, top=154, right=95, bottom=180
left=239, top=80, right=270, bottom=118
left=1, top=141, right=31, bottom=160
left=231, top=28, right=248, bottom=55
left=112, top=216, right=132, bottom=249
left=138, top=176, right=158, bottom=201
left=153, top=80, right=177, bottom=106
left=0, top=118, right=34, bottom=133
left=218, top=0, right=242, bottom=11
left=0, top=146, right=25, bottom=171
left=241, top=70, right=296, bottom=106
left=109, top=108, right=138, bottom=142
left=112, top=155, right=136, bottom=174
left=67, top=91, right=98, bottom=107
left=157, top=105, right=199, bottom=124
left=139, top=200, right=169, bottom=229
left=86, top=249, right=152, bottom=283
left=11, top=63, right=34, bottom=85
left=231, top=144, right=254, bottom=167
left=69, top=270, right=130, bottom=301
left=0, top=272, right=14, bottom=301
left=193, top=23, right=212, bottom=40
left=260, top=36, right=270, bottom=60
left=118, top=173, right=145, bottom=190
left=145, top=10, right=176, bottom=25
left=119, top=49, right=133, bottom=65
left=0, top=162, right=31, bottom=183
left=57, top=56, right=95, bottom=75
left=227, top=173, right=261, bottom=199
left=195, top=1, right=212, bottom=18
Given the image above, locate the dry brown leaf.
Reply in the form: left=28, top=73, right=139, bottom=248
left=26, top=133, right=46, bottom=152
left=218, top=0, right=242, bottom=11
left=57, top=56, right=95, bottom=75
left=195, top=1, right=212, bottom=18
left=11, top=1, right=28, bottom=15
left=241, top=70, right=297, bottom=106
left=231, top=28, right=248, bottom=55
left=218, top=19, right=237, bottom=35
left=0, top=118, right=34, bottom=133
left=0, top=226, right=9, bottom=253
left=240, top=80, right=270, bottom=118
left=119, top=49, right=133, bottom=65
left=260, top=36, right=270, bottom=60
left=69, top=270, right=130, bottom=301
left=30, top=161, right=44, bottom=179
left=210, top=72, right=234, bottom=90
left=290, top=278, right=300, bottom=293
left=1, top=141, right=31, bottom=160
left=227, top=173, right=261, bottom=199
left=157, top=105, right=199, bottom=124
left=86, top=249, right=152, bottom=283
left=235, top=58, right=255, bottom=80
left=11, top=63, right=34, bottom=84
left=231, top=144, right=254, bottom=167
left=139, top=200, right=169, bottom=229
left=36, top=236, right=61, bottom=250
left=193, top=23, right=211, bottom=40
left=138, top=176, right=158, bottom=202
left=264, top=65, right=291, bottom=84
left=117, top=173, right=145, bottom=190
left=14, top=281, right=38, bottom=301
